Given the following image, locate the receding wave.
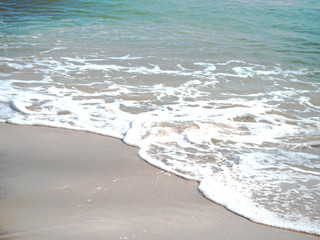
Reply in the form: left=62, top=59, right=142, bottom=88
left=0, top=55, right=319, bottom=235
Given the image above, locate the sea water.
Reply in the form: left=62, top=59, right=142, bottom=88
left=0, top=0, right=319, bottom=235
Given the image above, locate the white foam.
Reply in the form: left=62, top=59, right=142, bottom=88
left=1, top=56, right=319, bottom=235
left=194, top=62, right=216, bottom=72
left=7, top=62, right=34, bottom=70
left=198, top=176, right=319, bottom=235
left=9, top=100, right=35, bottom=114
left=123, top=118, right=146, bottom=147
left=109, top=55, right=143, bottom=60
left=289, top=166, right=320, bottom=176
left=232, top=66, right=254, bottom=77
left=40, top=47, right=67, bottom=54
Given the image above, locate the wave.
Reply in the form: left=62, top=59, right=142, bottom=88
left=0, top=55, right=320, bottom=235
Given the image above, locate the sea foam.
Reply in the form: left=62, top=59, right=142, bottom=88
left=0, top=56, right=319, bottom=235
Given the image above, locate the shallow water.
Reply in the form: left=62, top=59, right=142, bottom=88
left=1, top=0, right=320, bottom=235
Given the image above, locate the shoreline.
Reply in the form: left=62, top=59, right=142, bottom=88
left=0, top=122, right=318, bottom=240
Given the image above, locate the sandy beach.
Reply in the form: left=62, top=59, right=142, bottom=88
left=0, top=123, right=318, bottom=240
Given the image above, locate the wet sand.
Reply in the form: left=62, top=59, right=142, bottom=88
left=0, top=123, right=318, bottom=240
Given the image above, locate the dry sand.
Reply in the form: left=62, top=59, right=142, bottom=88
left=0, top=123, right=318, bottom=240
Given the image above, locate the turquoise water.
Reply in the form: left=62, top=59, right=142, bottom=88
left=1, top=0, right=320, bottom=235
left=1, top=0, right=320, bottom=69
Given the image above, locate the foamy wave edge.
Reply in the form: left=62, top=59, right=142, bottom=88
left=1, top=57, right=319, bottom=236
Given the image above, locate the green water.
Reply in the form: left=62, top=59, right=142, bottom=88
left=1, top=0, right=320, bottom=70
